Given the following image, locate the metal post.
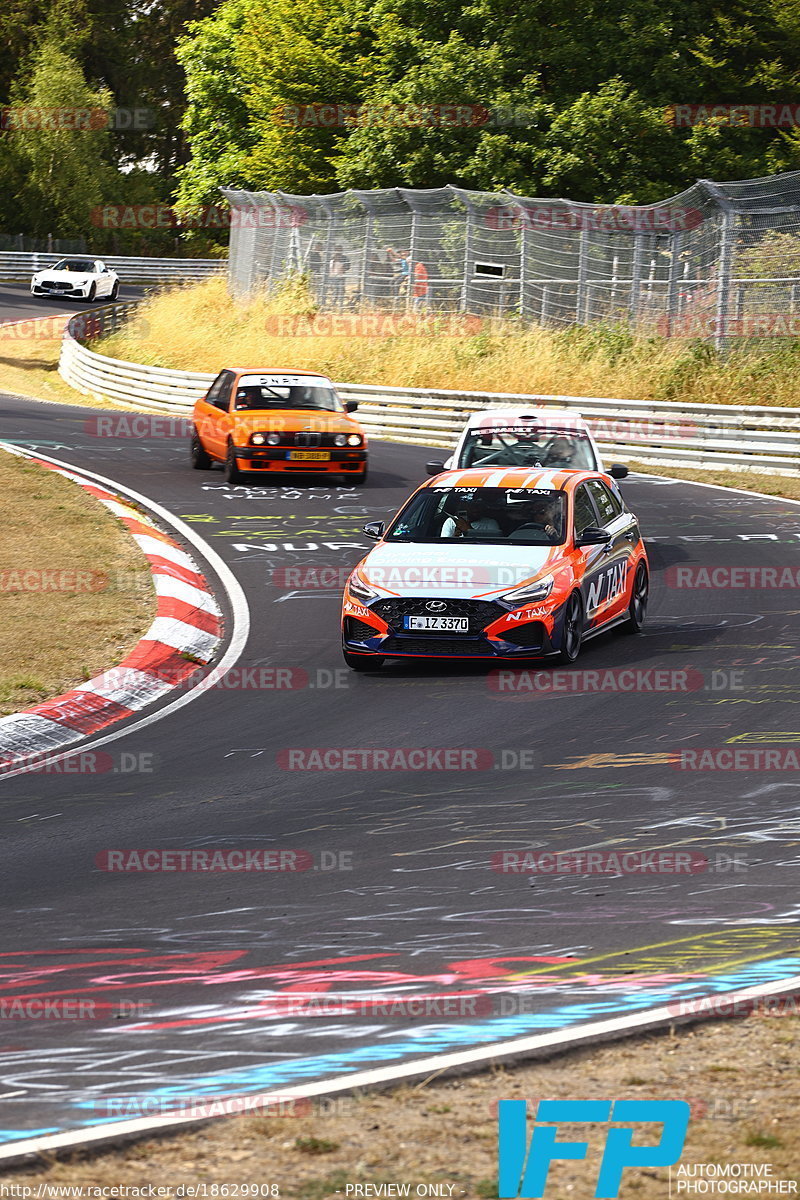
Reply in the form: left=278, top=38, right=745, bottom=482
left=406, top=206, right=418, bottom=313
left=714, top=210, right=734, bottom=352
left=360, top=210, right=373, bottom=304
left=629, top=233, right=643, bottom=322
left=666, top=231, right=684, bottom=334
left=460, top=204, right=472, bottom=314
left=519, top=214, right=528, bottom=318
left=577, top=228, right=589, bottom=323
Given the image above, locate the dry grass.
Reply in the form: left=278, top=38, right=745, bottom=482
left=5, top=1016, right=798, bottom=1196
left=626, top=461, right=800, bottom=502
left=0, top=316, right=118, bottom=408
left=0, top=452, right=155, bottom=715
left=97, top=276, right=800, bottom=407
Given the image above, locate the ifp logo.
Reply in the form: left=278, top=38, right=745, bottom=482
left=498, top=1099, right=690, bottom=1197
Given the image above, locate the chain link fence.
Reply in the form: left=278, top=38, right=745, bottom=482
left=222, top=173, right=800, bottom=348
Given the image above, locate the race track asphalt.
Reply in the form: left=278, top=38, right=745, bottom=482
left=0, top=349, right=799, bottom=1143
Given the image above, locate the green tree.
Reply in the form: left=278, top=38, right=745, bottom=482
left=8, top=42, right=116, bottom=237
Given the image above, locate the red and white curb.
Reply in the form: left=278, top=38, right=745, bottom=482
left=0, top=448, right=223, bottom=771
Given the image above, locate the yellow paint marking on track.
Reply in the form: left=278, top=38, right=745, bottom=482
left=507, top=928, right=800, bottom=981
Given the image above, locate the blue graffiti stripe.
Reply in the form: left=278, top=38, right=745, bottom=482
left=56, top=955, right=799, bottom=1123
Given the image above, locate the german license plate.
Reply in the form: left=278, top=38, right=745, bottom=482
left=405, top=616, right=469, bottom=632
left=289, top=450, right=330, bottom=461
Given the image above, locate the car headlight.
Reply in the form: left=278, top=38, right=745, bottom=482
left=347, top=434, right=362, bottom=446
left=334, top=434, right=348, bottom=446
left=266, top=433, right=281, bottom=445
left=251, top=432, right=266, bottom=445
left=347, top=572, right=380, bottom=603
left=501, top=574, right=554, bottom=606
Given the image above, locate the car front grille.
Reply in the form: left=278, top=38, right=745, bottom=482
left=381, top=636, right=497, bottom=657
left=344, top=617, right=377, bottom=641
left=370, top=598, right=503, bottom=633
left=500, top=620, right=545, bottom=649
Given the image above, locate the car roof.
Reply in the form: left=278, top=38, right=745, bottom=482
left=226, top=368, right=333, bottom=378
left=464, top=406, right=588, bottom=429
left=425, top=467, right=598, bottom=491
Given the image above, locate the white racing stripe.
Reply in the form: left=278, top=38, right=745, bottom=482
left=153, top=573, right=221, bottom=615
left=140, top=616, right=219, bottom=660
left=0, top=713, right=83, bottom=760
left=132, top=534, right=199, bottom=573
left=75, top=667, right=176, bottom=707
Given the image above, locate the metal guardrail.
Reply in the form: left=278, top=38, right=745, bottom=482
left=58, top=304, right=800, bottom=476
left=0, top=251, right=225, bottom=284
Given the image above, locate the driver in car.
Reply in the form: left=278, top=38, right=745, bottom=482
left=441, top=497, right=502, bottom=538
left=543, top=435, right=578, bottom=467
left=514, top=494, right=560, bottom=541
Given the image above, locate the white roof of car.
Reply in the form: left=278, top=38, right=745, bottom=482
left=464, top=406, right=588, bottom=431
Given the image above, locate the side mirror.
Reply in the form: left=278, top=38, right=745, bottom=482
left=345, top=400, right=358, bottom=413
left=575, top=526, right=612, bottom=547
left=609, top=464, right=629, bottom=479
left=426, top=460, right=446, bottom=476
left=363, top=521, right=384, bottom=541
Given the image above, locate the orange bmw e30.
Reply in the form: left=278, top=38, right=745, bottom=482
left=341, top=467, right=649, bottom=670
left=191, top=368, right=368, bottom=484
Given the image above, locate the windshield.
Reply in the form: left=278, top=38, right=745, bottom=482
left=53, top=259, right=96, bottom=273
left=232, top=385, right=341, bottom=412
left=457, top=424, right=596, bottom=470
left=387, top=486, right=567, bottom=545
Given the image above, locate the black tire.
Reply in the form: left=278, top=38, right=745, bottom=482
left=110, top=280, right=119, bottom=300
left=225, top=441, right=245, bottom=485
left=622, top=561, right=649, bottom=634
left=556, top=591, right=584, bottom=664
left=87, top=283, right=96, bottom=302
left=343, top=646, right=385, bottom=672
left=191, top=430, right=212, bottom=470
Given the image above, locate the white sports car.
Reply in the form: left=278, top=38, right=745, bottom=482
left=31, top=258, right=120, bottom=302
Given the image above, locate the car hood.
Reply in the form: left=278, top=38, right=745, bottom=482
left=34, top=270, right=93, bottom=282
left=230, top=410, right=362, bottom=434
left=361, top=540, right=558, bottom=599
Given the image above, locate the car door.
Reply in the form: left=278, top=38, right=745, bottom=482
left=584, top=478, right=636, bottom=624
left=571, top=481, right=618, bottom=631
left=95, top=262, right=110, bottom=296
left=198, top=370, right=236, bottom=459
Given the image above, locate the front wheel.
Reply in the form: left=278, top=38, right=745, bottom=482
left=109, top=280, right=119, bottom=300
left=556, top=591, right=584, bottom=664
left=343, top=646, right=385, bottom=672
left=225, top=442, right=245, bottom=485
left=191, top=430, right=212, bottom=470
left=622, top=562, right=649, bottom=634
left=87, top=283, right=96, bottom=302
